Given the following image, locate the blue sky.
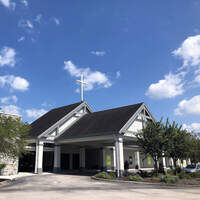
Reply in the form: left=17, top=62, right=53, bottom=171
left=1, top=0, right=200, bottom=132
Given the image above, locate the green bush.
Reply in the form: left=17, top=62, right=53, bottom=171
left=160, top=175, right=179, bottom=183
left=167, top=169, right=174, bottom=175
left=190, top=172, right=200, bottom=178
left=95, top=172, right=113, bottom=179
left=178, top=171, right=192, bottom=179
left=108, top=172, right=116, bottom=178
left=175, top=166, right=182, bottom=174
left=128, top=174, right=143, bottom=181
left=0, top=164, right=6, bottom=169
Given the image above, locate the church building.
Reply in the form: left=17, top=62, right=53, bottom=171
left=18, top=101, right=170, bottom=177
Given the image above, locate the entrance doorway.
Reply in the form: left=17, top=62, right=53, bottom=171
left=72, top=153, right=80, bottom=169
left=61, top=153, right=70, bottom=170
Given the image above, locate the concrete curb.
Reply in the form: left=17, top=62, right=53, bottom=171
left=91, top=176, right=200, bottom=188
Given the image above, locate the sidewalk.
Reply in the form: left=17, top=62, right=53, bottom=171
left=0, top=172, right=36, bottom=181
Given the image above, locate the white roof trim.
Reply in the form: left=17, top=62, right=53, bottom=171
left=38, top=102, right=93, bottom=139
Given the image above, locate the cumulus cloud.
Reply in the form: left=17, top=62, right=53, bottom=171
left=0, top=95, right=18, bottom=104
left=0, top=47, right=16, bottom=67
left=146, top=73, right=184, bottom=99
left=0, top=0, right=15, bottom=10
left=91, top=51, right=106, bottom=56
left=173, top=35, right=200, bottom=68
left=18, top=36, right=25, bottom=42
left=182, top=123, right=200, bottom=133
left=53, top=17, right=60, bottom=25
left=21, top=0, right=28, bottom=7
left=0, top=75, right=29, bottom=91
left=64, top=60, right=112, bottom=91
left=116, top=71, right=121, bottom=79
left=41, top=102, right=53, bottom=107
left=18, top=19, right=34, bottom=31
left=26, top=108, right=47, bottom=118
left=0, top=105, right=20, bottom=115
left=175, top=95, right=200, bottom=115
left=35, top=14, right=42, bottom=23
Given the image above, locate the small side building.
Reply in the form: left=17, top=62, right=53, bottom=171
left=0, top=113, right=21, bottom=176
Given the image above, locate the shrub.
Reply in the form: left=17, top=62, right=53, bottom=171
left=95, top=172, right=112, bottom=179
left=167, top=169, right=174, bottom=175
left=178, top=171, right=192, bottom=179
left=160, top=175, right=179, bottom=183
left=190, top=172, right=200, bottom=178
left=175, top=166, right=182, bottom=174
left=0, top=164, right=6, bottom=169
left=128, top=174, right=143, bottom=181
left=108, top=172, right=116, bottom=178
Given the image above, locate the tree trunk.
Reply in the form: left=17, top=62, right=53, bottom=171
left=154, top=158, right=159, bottom=175
left=172, top=158, right=178, bottom=175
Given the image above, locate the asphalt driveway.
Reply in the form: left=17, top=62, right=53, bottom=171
left=0, top=173, right=200, bottom=200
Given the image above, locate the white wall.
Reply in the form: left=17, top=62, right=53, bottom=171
left=127, top=119, right=143, bottom=132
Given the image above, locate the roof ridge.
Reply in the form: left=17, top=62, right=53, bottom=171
left=50, top=102, right=82, bottom=111
left=92, top=102, right=144, bottom=114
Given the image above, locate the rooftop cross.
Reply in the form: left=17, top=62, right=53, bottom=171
left=76, top=73, right=87, bottom=102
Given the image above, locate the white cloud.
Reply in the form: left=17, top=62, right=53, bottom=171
left=0, top=47, right=16, bottom=67
left=146, top=73, right=184, bottom=99
left=182, top=123, right=200, bottom=133
left=173, top=35, right=200, bottom=67
left=35, top=14, right=42, bottom=23
left=18, top=36, right=25, bottom=42
left=91, top=51, right=106, bottom=56
left=41, top=102, right=52, bottom=107
left=53, top=18, right=60, bottom=25
left=18, top=19, right=34, bottom=31
left=21, top=0, right=28, bottom=7
left=64, top=60, right=112, bottom=91
left=26, top=108, right=47, bottom=118
left=0, top=0, right=15, bottom=10
left=0, top=95, right=18, bottom=104
left=175, top=95, right=200, bottom=115
left=0, top=105, right=20, bottom=115
left=0, top=75, right=29, bottom=91
left=116, top=71, right=120, bottom=79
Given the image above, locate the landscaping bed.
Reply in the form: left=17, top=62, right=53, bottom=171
left=94, top=170, right=200, bottom=186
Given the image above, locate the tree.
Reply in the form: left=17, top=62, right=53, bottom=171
left=136, top=120, right=165, bottom=174
left=164, top=120, right=191, bottom=169
left=0, top=114, right=30, bottom=158
left=188, top=135, right=200, bottom=163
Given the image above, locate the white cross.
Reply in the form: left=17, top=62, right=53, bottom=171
left=76, top=73, right=87, bottom=102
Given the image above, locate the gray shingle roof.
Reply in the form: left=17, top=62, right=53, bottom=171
left=29, top=102, right=82, bottom=139
left=56, top=102, right=143, bottom=140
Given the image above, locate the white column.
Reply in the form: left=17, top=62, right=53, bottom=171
left=34, top=140, right=44, bottom=174
left=162, top=156, right=167, bottom=173
left=135, top=151, right=140, bottom=169
left=170, top=158, right=174, bottom=168
left=80, top=148, right=85, bottom=168
left=115, top=137, right=124, bottom=177
left=53, top=144, right=61, bottom=172
left=113, top=147, right=116, bottom=171
left=163, top=157, right=166, bottom=168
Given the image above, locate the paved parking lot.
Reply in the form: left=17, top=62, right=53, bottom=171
left=0, top=173, right=200, bottom=200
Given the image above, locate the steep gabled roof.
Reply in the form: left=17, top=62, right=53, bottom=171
left=29, top=102, right=82, bottom=139
left=56, top=102, right=143, bottom=140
